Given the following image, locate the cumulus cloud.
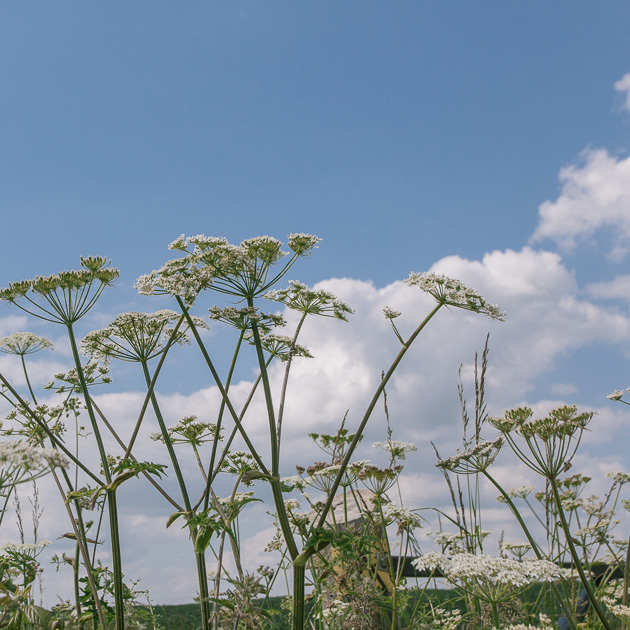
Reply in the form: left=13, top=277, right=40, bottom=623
left=615, top=72, right=630, bottom=112
left=530, top=149, right=630, bottom=256
left=2, top=245, right=630, bottom=606
left=586, top=274, right=630, bottom=303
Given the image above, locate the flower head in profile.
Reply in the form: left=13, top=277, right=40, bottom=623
left=405, top=272, right=505, bottom=321
left=82, top=310, right=207, bottom=363
left=137, top=233, right=321, bottom=303
left=152, top=415, right=222, bottom=446
left=608, top=388, right=630, bottom=403
left=373, top=440, right=417, bottom=461
left=437, top=436, right=503, bottom=475
left=0, top=332, right=53, bottom=356
left=208, top=306, right=285, bottom=333
left=245, top=333, right=313, bottom=362
left=265, top=281, right=354, bottom=321
left=383, top=307, right=401, bottom=320
left=489, top=405, right=593, bottom=477
left=383, top=501, right=423, bottom=534
left=0, top=257, right=118, bottom=323
left=287, top=234, right=321, bottom=257
left=0, top=440, right=69, bottom=484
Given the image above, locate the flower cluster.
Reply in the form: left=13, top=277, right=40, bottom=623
left=373, top=439, right=417, bottom=460
left=436, top=437, right=503, bottom=474
left=0, top=440, right=69, bottom=472
left=208, top=305, right=285, bottom=333
left=412, top=552, right=567, bottom=588
left=497, top=485, right=535, bottom=503
left=83, top=310, right=207, bottom=363
left=383, top=501, right=422, bottom=533
left=0, top=332, right=53, bottom=356
left=405, top=272, right=505, bottom=321
left=151, top=415, right=222, bottom=446
left=265, top=280, right=354, bottom=321
left=136, top=233, right=321, bottom=303
left=244, top=333, right=313, bottom=362
left=489, top=405, right=593, bottom=477
left=0, top=257, right=118, bottom=323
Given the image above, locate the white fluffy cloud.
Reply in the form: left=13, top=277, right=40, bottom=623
left=2, top=241, right=630, bottom=606
left=530, top=149, right=630, bottom=257
left=586, top=274, right=630, bottom=304
left=615, top=72, right=630, bottom=112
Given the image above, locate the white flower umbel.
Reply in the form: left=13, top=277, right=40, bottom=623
left=0, top=440, right=68, bottom=489
left=437, top=437, right=504, bottom=474
left=405, top=272, right=505, bottom=321
left=0, top=332, right=53, bottom=356
left=82, top=310, right=207, bottom=363
left=383, top=501, right=422, bottom=530
left=373, top=440, right=417, bottom=460
left=412, top=552, right=567, bottom=589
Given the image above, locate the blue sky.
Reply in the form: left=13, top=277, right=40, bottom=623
left=1, top=1, right=628, bottom=285
left=1, top=1, right=630, bottom=606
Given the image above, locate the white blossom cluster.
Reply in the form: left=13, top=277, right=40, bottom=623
left=320, top=599, right=350, bottom=622
left=420, top=607, right=462, bottom=630
left=405, top=272, right=505, bottom=321
left=265, top=280, right=353, bottom=321
left=497, top=485, right=535, bottom=503
left=136, top=234, right=321, bottom=302
left=372, top=440, right=417, bottom=460
left=0, top=332, right=53, bottom=356
left=2, top=540, right=52, bottom=552
left=607, top=387, right=630, bottom=401
left=82, top=310, right=207, bottom=363
left=0, top=441, right=68, bottom=471
left=383, top=502, right=422, bottom=530
left=217, top=491, right=255, bottom=505
left=412, top=552, right=567, bottom=587
left=436, top=436, right=503, bottom=474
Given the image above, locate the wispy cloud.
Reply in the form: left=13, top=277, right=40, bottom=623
left=615, top=72, right=630, bottom=112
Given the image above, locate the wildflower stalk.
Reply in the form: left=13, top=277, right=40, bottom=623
left=290, top=303, right=442, bottom=630
left=246, top=298, right=300, bottom=563
left=202, top=330, right=246, bottom=510
left=622, top=535, right=630, bottom=630
left=51, top=469, right=108, bottom=630
left=66, top=323, right=125, bottom=630
left=139, top=361, right=212, bottom=630
left=549, top=478, right=613, bottom=630
left=0, top=373, right=103, bottom=485
left=175, top=296, right=269, bottom=476
left=276, top=311, right=308, bottom=453
left=483, top=470, right=578, bottom=630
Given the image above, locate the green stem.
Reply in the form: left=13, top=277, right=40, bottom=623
left=483, top=470, right=578, bottom=630
left=19, top=354, right=38, bottom=405
left=124, top=314, right=186, bottom=458
left=140, top=362, right=211, bottom=630
left=175, top=296, right=268, bottom=476
left=276, top=312, right=307, bottom=454
left=247, top=300, right=278, bottom=473
left=550, top=478, right=613, bottom=630
left=66, top=324, right=125, bottom=630
left=491, top=599, right=500, bottom=628
left=316, top=303, right=442, bottom=530
left=292, top=562, right=307, bottom=630
left=51, top=470, right=108, bottom=630
left=0, top=373, right=103, bottom=485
